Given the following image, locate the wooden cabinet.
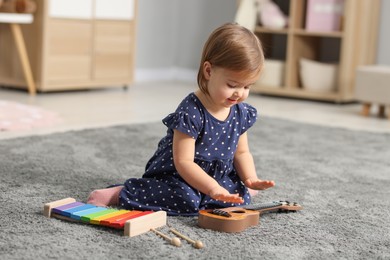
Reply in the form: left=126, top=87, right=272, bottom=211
left=0, top=0, right=137, bottom=92
left=252, top=0, right=381, bottom=102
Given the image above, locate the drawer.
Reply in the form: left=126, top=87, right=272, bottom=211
left=46, top=56, right=91, bottom=82
left=94, top=21, right=133, bottom=54
left=47, top=20, right=92, bottom=56
left=94, top=53, right=132, bottom=79
left=45, top=20, right=92, bottom=81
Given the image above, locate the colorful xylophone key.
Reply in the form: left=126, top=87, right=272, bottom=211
left=101, top=210, right=154, bottom=229
left=43, top=197, right=167, bottom=237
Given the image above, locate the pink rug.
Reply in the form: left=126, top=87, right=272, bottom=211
left=0, top=100, right=62, bottom=131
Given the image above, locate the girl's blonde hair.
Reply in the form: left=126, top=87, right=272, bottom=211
left=197, top=23, right=264, bottom=94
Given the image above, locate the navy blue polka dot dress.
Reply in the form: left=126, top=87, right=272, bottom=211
left=119, top=93, right=258, bottom=216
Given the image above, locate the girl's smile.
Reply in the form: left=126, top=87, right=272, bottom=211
left=201, top=61, right=259, bottom=110
left=227, top=97, right=239, bottom=104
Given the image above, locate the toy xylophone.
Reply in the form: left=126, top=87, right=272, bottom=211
left=43, top=198, right=167, bottom=237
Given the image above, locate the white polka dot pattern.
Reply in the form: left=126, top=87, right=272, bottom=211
left=119, top=93, right=258, bottom=216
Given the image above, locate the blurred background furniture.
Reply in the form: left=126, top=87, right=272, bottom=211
left=0, top=12, right=36, bottom=95
left=355, top=65, right=390, bottom=120
left=247, top=0, right=381, bottom=103
left=0, top=0, right=137, bottom=93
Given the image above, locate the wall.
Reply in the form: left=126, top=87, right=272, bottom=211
left=135, top=0, right=390, bottom=82
left=135, top=0, right=236, bottom=82
left=376, top=0, right=390, bottom=65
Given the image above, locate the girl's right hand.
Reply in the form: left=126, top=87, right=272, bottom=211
left=208, top=186, right=244, bottom=204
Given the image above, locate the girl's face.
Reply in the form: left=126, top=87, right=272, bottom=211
left=203, top=62, right=259, bottom=109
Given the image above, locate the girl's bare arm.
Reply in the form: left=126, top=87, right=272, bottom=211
left=172, top=130, right=243, bottom=203
left=234, top=132, right=275, bottom=190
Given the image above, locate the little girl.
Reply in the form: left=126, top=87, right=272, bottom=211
left=87, top=23, right=275, bottom=216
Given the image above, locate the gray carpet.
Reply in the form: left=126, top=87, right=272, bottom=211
left=1, top=117, right=389, bottom=259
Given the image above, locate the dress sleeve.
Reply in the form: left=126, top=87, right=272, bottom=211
left=162, top=111, right=202, bottom=139
left=240, top=103, right=258, bottom=135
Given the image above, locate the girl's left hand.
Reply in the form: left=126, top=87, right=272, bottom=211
left=244, top=178, right=275, bottom=190
left=208, top=185, right=244, bottom=204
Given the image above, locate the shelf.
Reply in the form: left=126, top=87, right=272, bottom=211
left=250, top=0, right=380, bottom=102
left=254, top=26, right=288, bottom=35
left=0, top=13, right=33, bottom=24
left=292, top=29, right=343, bottom=38
left=251, top=85, right=348, bottom=102
left=254, top=26, right=343, bottom=38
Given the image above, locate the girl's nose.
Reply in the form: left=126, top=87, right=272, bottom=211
left=234, top=89, right=242, bottom=97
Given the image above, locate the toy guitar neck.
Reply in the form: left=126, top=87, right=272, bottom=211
left=198, top=200, right=303, bottom=233
left=243, top=200, right=302, bottom=214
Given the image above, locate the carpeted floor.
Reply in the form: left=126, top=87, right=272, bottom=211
left=0, top=117, right=389, bottom=259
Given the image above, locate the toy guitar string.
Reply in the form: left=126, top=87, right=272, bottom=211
left=237, top=200, right=299, bottom=213
left=209, top=201, right=285, bottom=217
left=244, top=201, right=285, bottom=211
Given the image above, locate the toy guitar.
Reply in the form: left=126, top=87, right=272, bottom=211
left=198, top=200, right=303, bottom=233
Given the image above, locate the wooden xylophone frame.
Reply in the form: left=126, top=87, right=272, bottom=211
left=43, top=197, right=167, bottom=237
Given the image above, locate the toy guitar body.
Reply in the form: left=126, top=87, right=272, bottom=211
left=198, top=201, right=302, bottom=233
left=198, top=207, right=260, bottom=233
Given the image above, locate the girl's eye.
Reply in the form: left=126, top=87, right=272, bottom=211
left=227, top=84, right=236, bottom=88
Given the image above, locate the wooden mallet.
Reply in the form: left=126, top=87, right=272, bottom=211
left=169, top=228, right=204, bottom=249
left=150, top=228, right=181, bottom=247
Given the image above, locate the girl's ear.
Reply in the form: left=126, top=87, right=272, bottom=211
left=202, top=61, right=212, bottom=80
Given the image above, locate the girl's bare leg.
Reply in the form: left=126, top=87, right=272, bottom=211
left=87, top=186, right=123, bottom=207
